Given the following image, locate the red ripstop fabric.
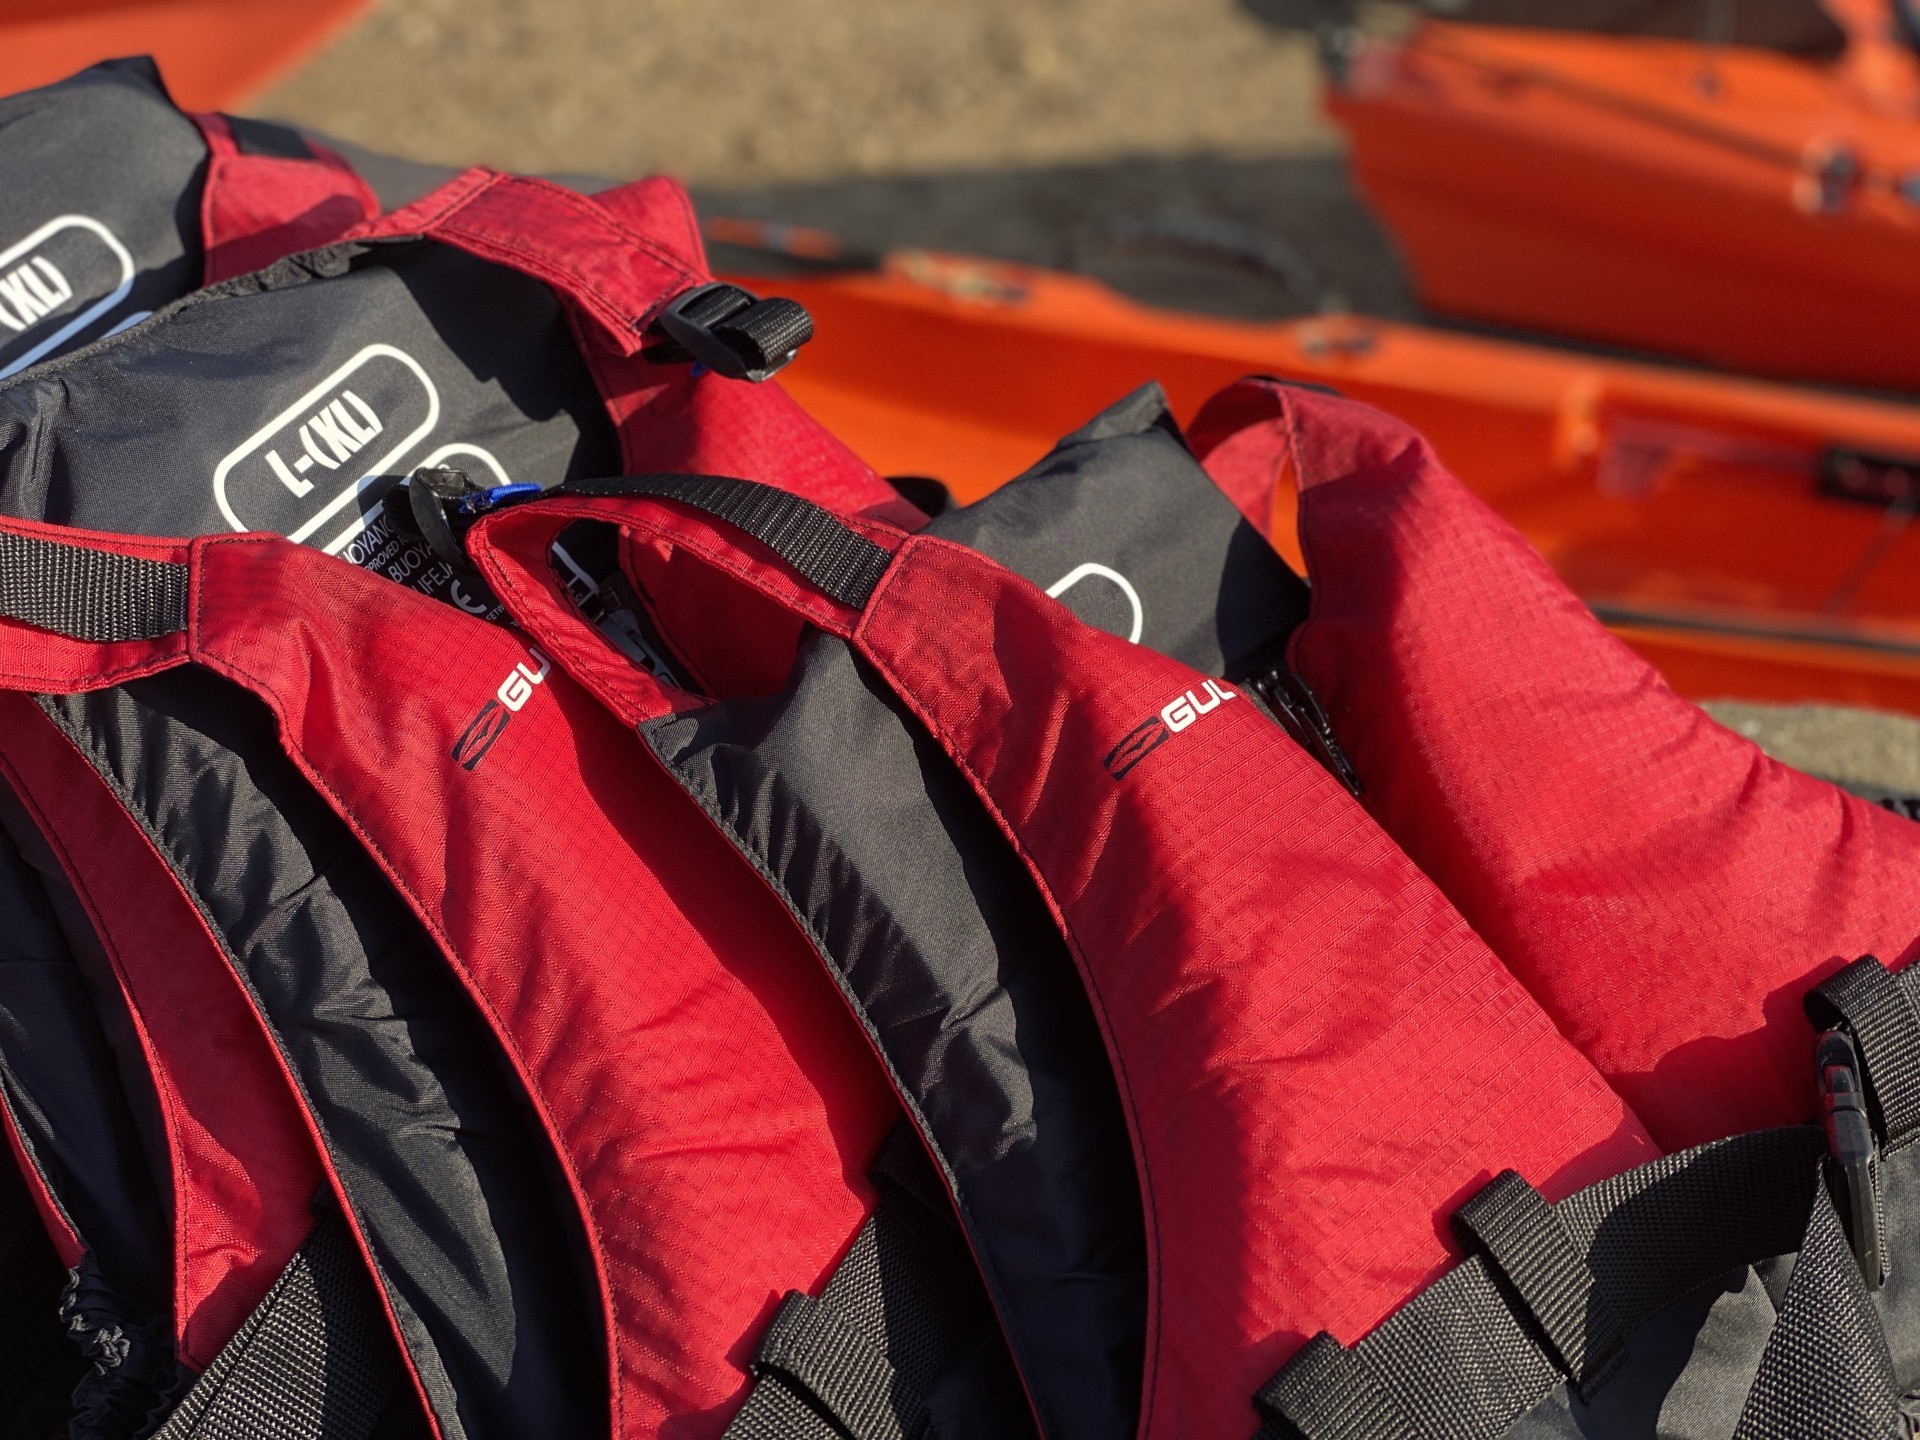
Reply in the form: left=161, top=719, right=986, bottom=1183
left=466, top=487, right=1661, bottom=1440
left=346, top=169, right=919, bottom=526
left=0, top=693, right=323, bottom=1372
left=1191, top=378, right=1920, bottom=1152
left=0, top=518, right=904, bottom=1438
left=185, top=112, right=378, bottom=284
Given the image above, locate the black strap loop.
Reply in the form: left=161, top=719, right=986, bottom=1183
left=151, top=1210, right=394, bottom=1440
left=564, top=474, right=892, bottom=609
left=748, top=1292, right=925, bottom=1440
left=1252, top=1332, right=1409, bottom=1440
left=1806, top=955, right=1920, bottom=1149
left=1451, top=1169, right=1626, bottom=1397
left=0, top=531, right=187, bottom=642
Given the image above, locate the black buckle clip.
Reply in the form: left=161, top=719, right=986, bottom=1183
left=1248, top=666, right=1363, bottom=798
left=644, top=282, right=814, bottom=383
left=387, top=468, right=544, bottom=574
left=1817, top=1027, right=1885, bottom=1289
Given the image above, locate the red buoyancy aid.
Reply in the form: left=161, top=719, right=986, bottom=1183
left=0, top=516, right=919, bottom=1439
left=0, top=58, right=374, bottom=382
left=1189, top=379, right=1920, bottom=1153
left=452, top=474, right=1662, bottom=1439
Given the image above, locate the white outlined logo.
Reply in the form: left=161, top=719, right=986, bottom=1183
left=1046, top=562, right=1145, bottom=645
left=213, top=344, right=439, bottom=543
left=0, top=216, right=136, bottom=379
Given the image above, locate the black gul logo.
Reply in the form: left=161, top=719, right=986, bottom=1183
left=0, top=216, right=137, bottom=379
left=452, top=648, right=552, bottom=771
left=214, top=344, right=438, bottom=545
left=1103, top=679, right=1237, bottom=780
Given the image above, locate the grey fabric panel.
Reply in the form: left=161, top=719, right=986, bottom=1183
left=0, top=776, right=169, bottom=1316
left=644, top=631, right=1145, bottom=1440
left=41, top=673, right=605, bottom=1440
left=0, top=58, right=206, bottom=380
left=0, top=237, right=619, bottom=621
left=927, top=383, right=1308, bottom=677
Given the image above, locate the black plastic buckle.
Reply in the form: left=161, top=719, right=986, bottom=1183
left=645, top=282, right=814, bottom=383
left=1817, top=1027, right=1885, bottom=1289
left=387, top=468, right=545, bottom=573
left=1247, top=665, right=1363, bottom=797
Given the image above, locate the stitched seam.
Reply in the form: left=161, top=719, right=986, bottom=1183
left=185, top=579, right=625, bottom=1437
left=852, top=541, right=1163, bottom=1440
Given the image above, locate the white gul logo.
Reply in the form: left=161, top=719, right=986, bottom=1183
left=1160, top=679, right=1236, bottom=733
left=497, top=648, right=551, bottom=712
left=1105, top=678, right=1238, bottom=780
left=213, top=344, right=439, bottom=545
left=0, top=216, right=136, bottom=379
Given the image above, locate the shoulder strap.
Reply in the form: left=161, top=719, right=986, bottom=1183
left=152, top=1209, right=400, bottom=1440
left=354, top=170, right=708, bottom=354
left=187, top=113, right=379, bottom=285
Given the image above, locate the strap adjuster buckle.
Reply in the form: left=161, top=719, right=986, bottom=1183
left=645, top=282, right=813, bottom=382
left=1816, top=1027, right=1885, bottom=1289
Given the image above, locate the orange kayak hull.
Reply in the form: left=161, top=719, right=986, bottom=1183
left=738, top=252, right=1920, bottom=714
left=1326, top=22, right=1920, bottom=392
left=0, top=0, right=369, bottom=110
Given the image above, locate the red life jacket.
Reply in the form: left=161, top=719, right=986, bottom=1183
left=441, top=471, right=1659, bottom=1440
left=0, top=157, right=920, bottom=1435
left=1188, top=377, right=1920, bottom=1152
left=0, top=56, right=374, bottom=382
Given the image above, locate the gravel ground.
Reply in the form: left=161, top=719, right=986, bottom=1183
left=259, top=1, right=1918, bottom=792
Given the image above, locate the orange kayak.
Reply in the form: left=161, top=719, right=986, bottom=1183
left=723, top=246, right=1920, bottom=714
left=0, top=0, right=369, bottom=110
left=1324, top=14, right=1920, bottom=391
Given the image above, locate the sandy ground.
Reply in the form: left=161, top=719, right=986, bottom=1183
left=260, top=1, right=1917, bottom=793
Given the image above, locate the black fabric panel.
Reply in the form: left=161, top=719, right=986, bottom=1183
left=927, top=383, right=1308, bottom=678
left=0, top=777, right=169, bottom=1317
left=40, top=674, right=605, bottom=1440
left=0, top=237, right=619, bottom=623
left=0, top=57, right=206, bottom=381
left=643, top=632, right=1146, bottom=1440
left=0, top=1102, right=88, bottom=1436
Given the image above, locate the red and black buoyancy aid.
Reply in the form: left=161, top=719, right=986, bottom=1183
left=0, top=512, right=984, bottom=1440
left=392, top=462, right=1657, bottom=1440
left=0, top=57, right=377, bottom=1431
left=0, top=56, right=375, bottom=384
left=844, top=378, right=1920, bottom=1434
left=0, top=158, right=935, bottom=1435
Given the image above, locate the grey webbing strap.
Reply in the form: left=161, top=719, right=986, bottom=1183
left=1251, top=1126, right=1828, bottom=1440
left=1731, top=1175, right=1899, bottom=1439
left=1451, top=1170, right=1625, bottom=1396
left=563, top=474, right=892, bottom=609
left=723, top=1125, right=996, bottom=1440
left=151, top=1210, right=393, bottom=1440
left=1806, top=956, right=1920, bottom=1149
left=747, top=1292, right=925, bottom=1440
left=0, top=531, right=187, bottom=642
left=1253, top=1333, right=1409, bottom=1440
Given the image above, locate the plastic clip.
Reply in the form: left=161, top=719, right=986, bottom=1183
left=1817, top=1028, right=1884, bottom=1289
left=645, top=282, right=814, bottom=382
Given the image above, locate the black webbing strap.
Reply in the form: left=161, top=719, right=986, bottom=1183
left=150, top=1209, right=394, bottom=1440
left=1252, top=1334, right=1411, bottom=1440
left=562, top=474, right=892, bottom=609
left=1253, top=1125, right=1829, bottom=1440
left=1805, top=955, right=1920, bottom=1149
left=1450, top=1170, right=1625, bottom=1397
left=723, top=1125, right=1005, bottom=1440
left=0, top=530, right=188, bottom=642
left=1730, top=1177, right=1899, bottom=1440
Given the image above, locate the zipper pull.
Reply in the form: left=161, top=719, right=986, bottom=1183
left=1249, top=666, right=1363, bottom=798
